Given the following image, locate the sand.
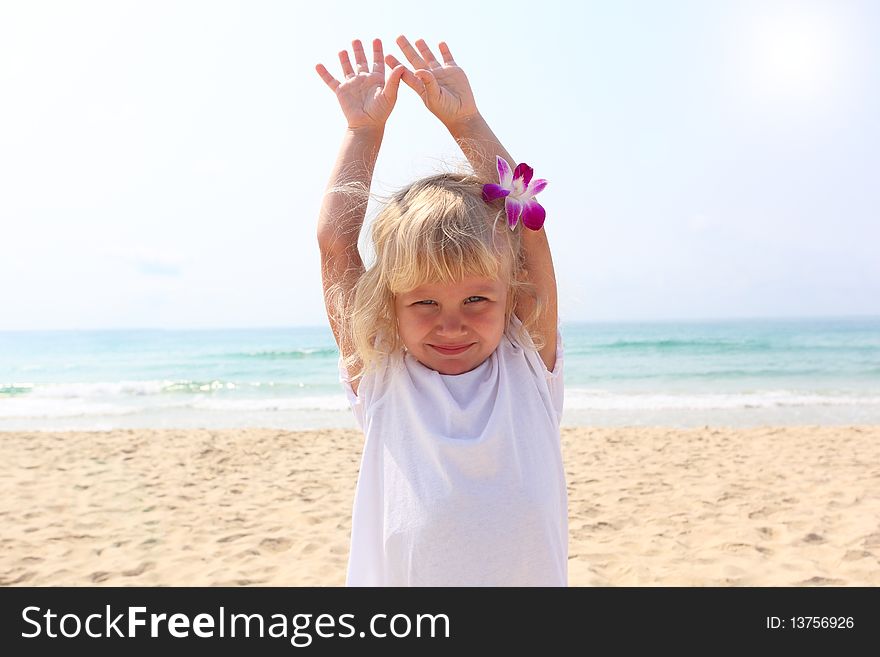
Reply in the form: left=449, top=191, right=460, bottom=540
left=1, top=426, right=878, bottom=586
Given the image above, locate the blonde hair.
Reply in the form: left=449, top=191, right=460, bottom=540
left=327, top=172, right=545, bottom=383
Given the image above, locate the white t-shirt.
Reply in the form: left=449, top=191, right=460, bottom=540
left=338, top=313, right=567, bottom=586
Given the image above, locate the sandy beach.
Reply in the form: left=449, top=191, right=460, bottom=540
left=1, top=426, right=878, bottom=586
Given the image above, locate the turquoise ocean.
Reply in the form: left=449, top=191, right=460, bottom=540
left=1, top=317, right=878, bottom=431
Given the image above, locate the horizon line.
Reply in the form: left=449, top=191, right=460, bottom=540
left=2, top=313, right=880, bottom=333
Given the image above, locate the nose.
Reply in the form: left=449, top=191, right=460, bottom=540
left=435, top=309, right=467, bottom=336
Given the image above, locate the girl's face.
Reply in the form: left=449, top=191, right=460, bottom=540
left=394, top=275, right=509, bottom=375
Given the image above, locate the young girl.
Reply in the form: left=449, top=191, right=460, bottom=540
left=315, top=35, right=566, bottom=586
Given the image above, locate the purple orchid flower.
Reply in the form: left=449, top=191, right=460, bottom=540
left=481, top=155, right=548, bottom=230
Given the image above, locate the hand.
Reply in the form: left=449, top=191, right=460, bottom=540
left=385, top=36, right=480, bottom=129
left=315, top=38, right=406, bottom=131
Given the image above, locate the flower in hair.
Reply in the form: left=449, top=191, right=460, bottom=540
left=481, top=155, right=548, bottom=231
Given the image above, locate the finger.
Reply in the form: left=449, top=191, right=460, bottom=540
left=352, top=39, right=369, bottom=73
left=372, top=38, right=385, bottom=75
left=315, top=63, right=340, bottom=91
left=338, top=50, right=355, bottom=78
left=382, top=65, right=406, bottom=104
left=414, top=69, right=440, bottom=100
left=395, top=34, right=427, bottom=70
left=385, top=54, right=423, bottom=93
left=401, top=67, right=426, bottom=95
left=414, top=38, right=442, bottom=68
left=385, top=53, right=404, bottom=69
left=438, top=41, right=457, bottom=66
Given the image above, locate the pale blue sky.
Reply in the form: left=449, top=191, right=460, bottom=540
left=1, top=0, right=877, bottom=330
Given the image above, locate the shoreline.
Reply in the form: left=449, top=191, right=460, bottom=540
left=3, top=421, right=878, bottom=433
left=2, top=425, right=879, bottom=586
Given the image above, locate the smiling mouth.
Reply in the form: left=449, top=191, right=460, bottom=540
left=430, top=343, right=474, bottom=355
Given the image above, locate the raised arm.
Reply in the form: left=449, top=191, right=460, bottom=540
left=386, top=36, right=559, bottom=372
left=315, top=39, right=406, bottom=393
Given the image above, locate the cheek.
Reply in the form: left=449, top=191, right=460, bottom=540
left=396, top=305, right=507, bottom=336
left=396, top=311, right=427, bottom=336
left=471, top=308, right=508, bottom=338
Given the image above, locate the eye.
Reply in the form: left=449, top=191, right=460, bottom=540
left=466, top=296, right=486, bottom=303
